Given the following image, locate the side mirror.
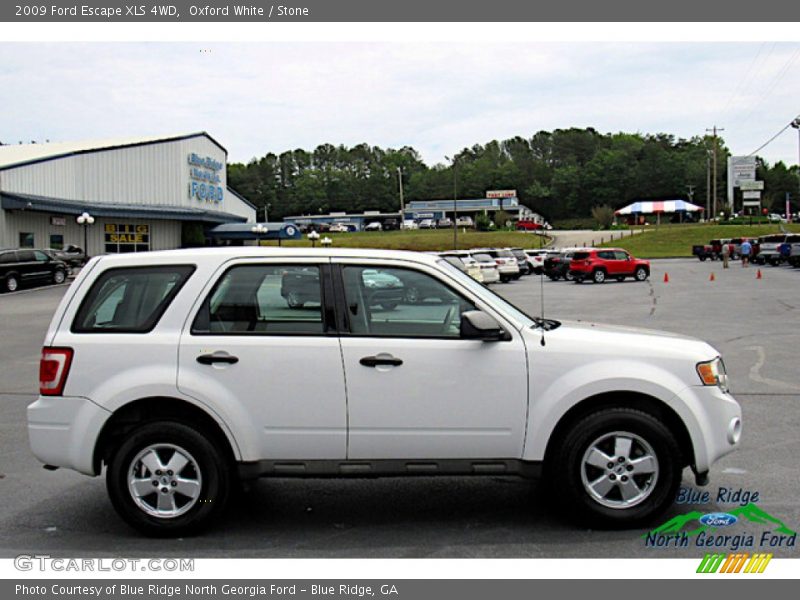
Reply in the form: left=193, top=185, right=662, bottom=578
left=460, top=310, right=511, bottom=342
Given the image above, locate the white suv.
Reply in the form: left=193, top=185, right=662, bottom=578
left=28, top=248, right=741, bottom=536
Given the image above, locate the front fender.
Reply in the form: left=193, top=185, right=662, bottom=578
left=523, top=360, right=690, bottom=461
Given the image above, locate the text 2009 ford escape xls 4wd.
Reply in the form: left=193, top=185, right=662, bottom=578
left=28, top=248, right=742, bottom=536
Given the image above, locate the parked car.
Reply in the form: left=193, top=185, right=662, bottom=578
left=455, top=216, right=474, bottom=228
left=51, top=244, right=87, bottom=268
left=382, top=219, right=400, bottom=231
left=282, top=266, right=403, bottom=310
left=781, top=242, right=800, bottom=267
left=418, top=219, right=435, bottom=229
left=524, top=249, right=556, bottom=274
left=439, top=252, right=483, bottom=283
left=0, top=248, right=69, bottom=292
left=516, top=220, right=543, bottom=231
left=328, top=223, right=350, bottom=233
left=509, top=248, right=533, bottom=275
left=401, top=220, right=419, bottom=230
left=727, top=237, right=759, bottom=260
left=364, top=222, right=383, bottom=232
left=28, top=247, right=742, bottom=535
left=465, top=252, right=501, bottom=284
left=569, top=249, right=650, bottom=283
left=476, top=248, right=520, bottom=282
left=436, top=217, right=453, bottom=229
left=544, top=251, right=579, bottom=281
left=753, top=234, right=800, bottom=266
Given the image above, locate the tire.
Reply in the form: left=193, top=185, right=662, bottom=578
left=616, top=276, right=625, bottom=282
left=547, top=407, right=682, bottom=528
left=634, top=267, right=648, bottom=281
left=500, top=276, right=511, bottom=283
left=106, top=421, right=231, bottom=537
left=285, top=291, right=304, bottom=309
left=698, top=256, right=706, bottom=262
left=564, top=271, right=575, bottom=282
left=380, top=302, right=397, bottom=311
left=574, top=277, right=583, bottom=284
left=592, top=269, right=606, bottom=284
left=4, top=273, right=19, bottom=293
left=53, top=270, right=66, bottom=285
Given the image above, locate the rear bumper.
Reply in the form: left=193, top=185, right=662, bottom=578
left=27, top=395, right=112, bottom=475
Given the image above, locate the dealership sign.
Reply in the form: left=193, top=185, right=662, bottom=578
left=486, top=190, right=517, bottom=199
left=187, top=153, right=224, bottom=203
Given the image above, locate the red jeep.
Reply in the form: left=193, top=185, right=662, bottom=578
left=569, top=248, right=650, bottom=283
left=516, top=220, right=543, bottom=231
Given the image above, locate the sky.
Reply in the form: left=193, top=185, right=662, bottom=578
left=1, top=42, right=799, bottom=167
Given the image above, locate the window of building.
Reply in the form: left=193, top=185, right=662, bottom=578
left=49, top=234, right=64, bottom=250
left=192, top=264, right=324, bottom=335
left=341, top=266, right=475, bottom=338
left=18, top=232, right=34, bottom=248
left=72, top=266, right=195, bottom=333
left=104, top=223, right=150, bottom=253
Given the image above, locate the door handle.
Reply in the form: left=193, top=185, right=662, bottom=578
left=196, top=352, right=239, bottom=365
left=360, top=355, right=403, bottom=367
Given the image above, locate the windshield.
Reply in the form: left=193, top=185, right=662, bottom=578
left=436, top=259, right=536, bottom=328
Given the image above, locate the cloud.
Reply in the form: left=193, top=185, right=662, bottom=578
left=0, top=42, right=798, bottom=166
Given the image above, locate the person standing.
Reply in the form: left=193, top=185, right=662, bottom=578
left=740, top=239, right=752, bottom=267
left=721, top=241, right=730, bottom=268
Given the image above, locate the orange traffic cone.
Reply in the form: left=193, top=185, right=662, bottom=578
left=757, top=269, right=762, bottom=280
left=663, top=272, right=669, bottom=283
left=709, top=272, right=715, bottom=282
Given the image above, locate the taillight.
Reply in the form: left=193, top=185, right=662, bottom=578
left=496, top=259, right=506, bottom=265
left=39, top=347, right=73, bottom=396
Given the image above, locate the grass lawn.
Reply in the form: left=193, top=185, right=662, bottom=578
left=262, top=229, right=552, bottom=252
left=598, top=223, right=800, bottom=258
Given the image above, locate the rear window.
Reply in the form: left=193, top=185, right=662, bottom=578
left=760, top=235, right=785, bottom=243
left=572, top=252, right=590, bottom=260
left=472, top=254, right=493, bottom=262
left=72, top=265, right=195, bottom=333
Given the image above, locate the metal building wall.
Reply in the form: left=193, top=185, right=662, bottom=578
left=1, top=211, right=181, bottom=257
left=1, top=135, right=254, bottom=221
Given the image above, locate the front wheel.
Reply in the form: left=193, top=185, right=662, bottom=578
left=634, top=267, right=648, bottom=281
left=548, top=407, right=682, bottom=528
left=106, top=421, right=231, bottom=537
left=564, top=271, right=575, bottom=282
left=53, top=270, right=66, bottom=284
left=285, top=291, right=304, bottom=309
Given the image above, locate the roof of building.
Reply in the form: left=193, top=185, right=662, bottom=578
left=1, top=192, right=246, bottom=224
left=0, top=132, right=227, bottom=171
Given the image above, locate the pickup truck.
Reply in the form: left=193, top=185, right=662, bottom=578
left=754, top=234, right=800, bottom=266
left=691, top=239, right=726, bottom=261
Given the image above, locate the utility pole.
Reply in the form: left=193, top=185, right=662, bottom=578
left=792, top=117, right=800, bottom=222
left=706, top=152, right=711, bottom=221
left=445, top=156, right=458, bottom=250
left=685, top=185, right=695, bottom=223
left=706, top=125, right=724, bottom=219
left=397, top=167, right=405, bottom=217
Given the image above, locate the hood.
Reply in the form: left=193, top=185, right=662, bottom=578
left=540, top=319, right=718, bottom=363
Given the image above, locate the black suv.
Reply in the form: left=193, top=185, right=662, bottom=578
left=544, top=251, right=578, bottom=281
left=0, top=249, right=69, bottom=292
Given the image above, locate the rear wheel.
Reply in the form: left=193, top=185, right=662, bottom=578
left=548, top=407, right=682, bottom=527
left=4, top=274, right=19, bottom=292
left=106, top=421, right=231, bottom=537
left=592, top=269, right=606, bottom=284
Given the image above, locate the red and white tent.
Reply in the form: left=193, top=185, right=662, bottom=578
left=614, top=200, right=703, bottom=215
left=615, top=200, right=704, bottom=215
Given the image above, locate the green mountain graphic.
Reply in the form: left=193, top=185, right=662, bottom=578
left=644, top=503, right=796, bottom=538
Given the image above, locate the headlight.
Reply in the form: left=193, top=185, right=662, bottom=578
left=697, top=357, right=729, bottom=392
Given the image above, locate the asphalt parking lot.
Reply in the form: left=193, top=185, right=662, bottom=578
left=1, top=258, right=798, bottom=558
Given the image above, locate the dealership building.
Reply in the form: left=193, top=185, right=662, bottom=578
left=0, top=132, right=256, bottom=255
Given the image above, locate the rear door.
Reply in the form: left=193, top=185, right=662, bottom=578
left=16, top=250, right=51, bottom=283
left=177, top=258, right=348, bottom=460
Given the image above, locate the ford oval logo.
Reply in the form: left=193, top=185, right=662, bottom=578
left=699, top=513, right=738, bottom=527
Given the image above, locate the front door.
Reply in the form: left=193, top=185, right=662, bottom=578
left=178, top=259, right=347, bottom=460
left=334, top=261, right=529, bottom=460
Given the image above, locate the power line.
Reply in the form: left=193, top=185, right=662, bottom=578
left=722, top=42, right=769, bottom=120
left=737, top=47, right=800, bottom=130
left=748, top=120, right=795, bottom=157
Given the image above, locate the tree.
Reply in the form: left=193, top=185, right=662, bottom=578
left=591, top=205, right=615, bottom=229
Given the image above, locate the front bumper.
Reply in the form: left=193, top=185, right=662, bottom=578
left=27, top=395, right=112, bottom=476
left=667, top=385, right=742, bottom=475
